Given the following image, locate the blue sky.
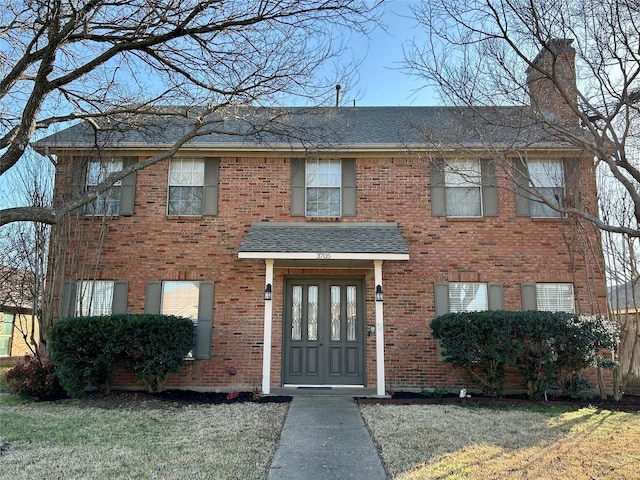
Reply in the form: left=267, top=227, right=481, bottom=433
left=343, top=0, right=438, bottom=106
left=0, top=1, right=435, bottom=208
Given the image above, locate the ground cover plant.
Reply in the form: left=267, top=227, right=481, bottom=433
left=0, top=390, right=288, bottom=480
left=361, top=403, right=640, bottom=479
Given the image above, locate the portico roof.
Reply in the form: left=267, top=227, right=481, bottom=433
left=238, top=222, right=410, bottom=262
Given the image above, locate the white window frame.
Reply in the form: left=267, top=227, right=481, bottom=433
left=449, top=282, right=488, bottom=312
left=528, top=159, right=564, bottom=218
left=167, top=157, right=205, bottom=216
left=160, top=281, right=201, bottom=358
left=444, top=159, right=483, bottom=217
left=85, top=159, right=123, bottom=215
left=76, top=280, right=114, bottom=316
left=305, top=158, right=342, bottom=217
left=536, top=283, right=575, bottom=313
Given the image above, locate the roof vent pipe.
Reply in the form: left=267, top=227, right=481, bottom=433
left=335, top=84, right=341, bottom=107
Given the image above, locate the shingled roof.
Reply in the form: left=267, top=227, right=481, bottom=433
left=33, top=105, right=580, bottom=153
left=238, top=222, right=409, bottom=259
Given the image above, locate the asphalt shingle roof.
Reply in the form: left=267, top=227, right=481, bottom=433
left=33, top=106, right=578, bottom=151
left=238, top=222, right=409, bottom=255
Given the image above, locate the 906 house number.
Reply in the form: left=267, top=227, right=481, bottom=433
left=317, top=252, right=331, bottom=259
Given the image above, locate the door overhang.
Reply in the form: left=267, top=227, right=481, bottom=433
left=238, top=222, right=410, bottom=263
left=240, top=222, right=408, bottom=397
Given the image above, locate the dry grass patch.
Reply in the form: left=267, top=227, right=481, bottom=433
left=360, top=404, right=640, bottom=479
left=0, top=393, right=288, bottom=480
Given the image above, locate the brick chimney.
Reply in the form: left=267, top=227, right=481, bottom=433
left=526, top=38, right=577, bottom=124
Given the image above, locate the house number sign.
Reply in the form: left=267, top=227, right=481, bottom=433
left=317, top=252, right=331, bottom=259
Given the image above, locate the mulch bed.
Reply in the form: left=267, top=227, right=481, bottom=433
left=356, top=391, right=640, bottom=412
left=24, top=388, right=640, bottom=412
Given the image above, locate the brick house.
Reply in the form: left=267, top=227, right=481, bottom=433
left=35, top=40, right=608, bottom=395
left=0, top=266, right=40, bottom=359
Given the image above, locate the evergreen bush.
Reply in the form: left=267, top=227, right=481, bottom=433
left=50, top=314, right=195, bottom=397
left=432, top=310, right=618, bottom=398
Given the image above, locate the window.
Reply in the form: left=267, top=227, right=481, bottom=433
left=431, top=158, right=497, bottom=217
left=291, top=158, right=355, bottom=217
left=449, top=283, right=488, bottom=312
left=160, top=281, right=200, bottom=358
left=528, top=159, right=564, bottom=217
left=0, top=312, right=14, bottom=356
left=76, top=281, right=114, bottom=316
left=445, top=159, right=482, bottom=217
left=161, top=281, right=200, bottom=319
left=85, top=159, right=123, bottom=215
left=536, top=283, right=574, bottom=312
left=435, top=282, right=503, bottom=317
left=144, top=280, right=214, bottom=360
left=306, top=159, right=342, bottom=217
left=168, top=158, right=205, bottom=215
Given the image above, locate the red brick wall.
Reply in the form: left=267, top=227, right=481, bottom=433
left=51, top=152, right=608, bottom=393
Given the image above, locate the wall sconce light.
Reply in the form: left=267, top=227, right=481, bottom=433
left=264, top=283, right=272, bottom=301
left=375, top=284, right=384, bottom=302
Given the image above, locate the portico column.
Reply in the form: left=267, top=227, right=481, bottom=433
left=262, top=259, right=274, bottom=395
left=374, top=260, right=386, bottom=396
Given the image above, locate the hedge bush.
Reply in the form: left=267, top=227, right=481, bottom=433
left=50, top=314, right=195, bottom=397
left=432, top=310, right=618, bottom=398
left=4, top=356, right=65, bottom=398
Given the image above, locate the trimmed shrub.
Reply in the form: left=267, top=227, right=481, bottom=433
left=432, top=311, right=522, bottom=396
left=50, top=314, right=195, bottom=397
left=50, top=316, right=123, bottom=397
left=120, top=314, right=195, bottom=392
left=4, top=356, right=65, bottom=398
left=432, top=310, right=618, bottom=398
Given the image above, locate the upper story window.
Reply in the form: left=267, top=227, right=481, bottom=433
left=528, top=159, right=564, bottom=217
left=291, top=158, right=356, bottom=218
left=85, top=159, right=123, bottom=215
left=431, top=158, right=498, bottom=218
left=306, top=159, right=342, bottom=217
left=449, top=282, right=488, bottom=312
left=76, top=280, right=114, bottom=316
left=168, top=158, right=205, bottom=215
left=444, top=159, right=483, bottom=217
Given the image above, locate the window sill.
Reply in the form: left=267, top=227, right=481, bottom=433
left=166, top=215, right=206, bottom=220
left=445, top=216, right=485, bottom=222
left=305, top=216, right=341, bottom=222
left=531, top=216, right=564, bottom=222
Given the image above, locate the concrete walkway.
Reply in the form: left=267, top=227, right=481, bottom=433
left=267, top=396, right=387, bottom=480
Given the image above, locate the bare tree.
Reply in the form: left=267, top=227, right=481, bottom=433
left=0, top=150, right=53, bottom=358
left=405, top=0, right=640, bottom=236
left=600, top=163, right=640, bottom=398
left=0, top=0, right=382, bottom=227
